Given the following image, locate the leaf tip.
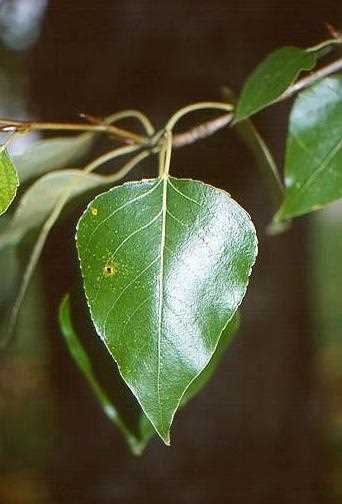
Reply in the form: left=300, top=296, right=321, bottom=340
left=267, top=214, right=292, bottom=235
left=153, top=423, right=171, bottom=446
left=162, top=432, right=171, bottom=446
left=152, top=419, right=171, bottom=446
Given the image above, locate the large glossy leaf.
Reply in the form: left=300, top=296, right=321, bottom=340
left=0, top=169, right=111, bottom=250
left=0, top=148, right=19, bottom=216
left=76, top=176, right=257, bottom=443
left=235, top=47, right=317, bottom=121
left=275, top=76, right=342, bottom=221
left=14, top=133, right=93, bottom=183
left=59, top=292, right=240, bottom=453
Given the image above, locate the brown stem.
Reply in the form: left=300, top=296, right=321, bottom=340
left=172, top=113, right=233, bottom=148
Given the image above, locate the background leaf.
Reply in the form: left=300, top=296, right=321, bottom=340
left=275, top=75, right=342, bottom=221
left=76, top=176, right=257, bottom=444
left=59, top=294, right=143, bottom=456
left=235, top=47, right=317, bottom=121
left=0, top=168, right=113, bottom=250
left=14, top=132, right=93, bottom=183
left=0, top=148, right=19, bottom=216
left=182, top=311, right=240, bottom=404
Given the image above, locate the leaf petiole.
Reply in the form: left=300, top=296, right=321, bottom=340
left=165, top=101, right=233, bottom=132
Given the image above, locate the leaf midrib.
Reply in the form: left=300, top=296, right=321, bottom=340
left=156, top=175, right=168, bottom=436
left=156, top=177, right=203, bottom=440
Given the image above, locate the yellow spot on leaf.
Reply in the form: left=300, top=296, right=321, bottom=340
left=91, top=207, right=98, bottom=216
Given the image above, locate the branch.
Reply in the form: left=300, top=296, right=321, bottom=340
left=0, top=56, right=341, bottom=149
left=172, top=55, right=342, bottom=147
left=172, top=113, right=233, bottom=148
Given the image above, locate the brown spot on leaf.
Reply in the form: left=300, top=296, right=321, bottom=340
left=103, top=261, right=118, bottom=277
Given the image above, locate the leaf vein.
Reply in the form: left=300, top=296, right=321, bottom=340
left=111, top=209, right=162, bottom=258
left=83, top=180, right=161, bottom=252
left=166, top=208, right=186, bottom=227
left=156, top=177, right=168, bottom=436
left=168, top=179, right=202, bottom=207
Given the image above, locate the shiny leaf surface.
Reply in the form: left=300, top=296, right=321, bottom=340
left=0, top=148, right=19, bottom=216
left=275, top=76, right=342, bottom=221
left=235, top=47, right=317, bottom=121
left=76, top=176, right=257, bottom=443
left=138, top=312, right=240, bottom=447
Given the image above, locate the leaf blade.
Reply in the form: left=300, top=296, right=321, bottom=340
left=76, top=176, right=258, bottom=444
left=235, top=47, right=317, bottom=121
left=275, top=75, right=342, bottom=221
left=0, top=148, right=19, bottom=216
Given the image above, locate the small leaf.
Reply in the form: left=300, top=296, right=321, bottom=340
left=275, top=76, right=342, bottom=221
left=0, top=169, right=112, bottom=250
left=14, top=132, right=93, bottom=183
left=58, top=294, right=143, bottom=456
left=0, top=148, right=19, bottom=216
left=235, top=47, right=318, bottom=121
left=76, top=176, right=257, bottom=444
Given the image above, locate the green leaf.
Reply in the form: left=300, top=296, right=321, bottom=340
left=14, top=133, right=93, bottom=183
left=275, top=76, right=342, bottom=221
left=0, top=147, right=19, bottom=216
left=76, top=176, right=257, bottom=444
left=235, top=47, right=318, bottom=121
left=0, top=169, right=112, bottom=250
left=59, top=291, right=240, bottom=453
left=58, top=294, right=144, bottom=456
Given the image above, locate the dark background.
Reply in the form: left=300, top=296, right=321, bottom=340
left=1, top=1, right=342, bottom=503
